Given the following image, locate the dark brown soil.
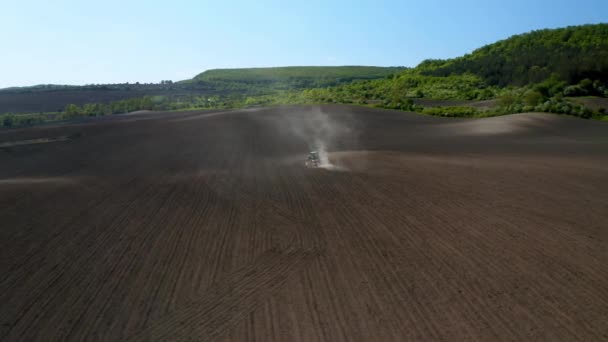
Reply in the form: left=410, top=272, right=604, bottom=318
left=1, top=105, right=607, bottom=341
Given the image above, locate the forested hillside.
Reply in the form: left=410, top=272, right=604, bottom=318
left=291, top=24, right=608, bottom=119
left=417, top=24, right=608, bottom=86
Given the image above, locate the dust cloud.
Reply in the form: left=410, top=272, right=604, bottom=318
left=278, top=106, right=356, bottom=170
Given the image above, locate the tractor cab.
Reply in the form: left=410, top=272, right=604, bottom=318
left=306, top=151, right=320, bottom=168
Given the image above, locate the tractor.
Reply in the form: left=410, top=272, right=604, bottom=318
left=305, top=151, right=320, bottom=168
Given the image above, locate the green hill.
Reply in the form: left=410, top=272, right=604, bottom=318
left=191, top=66, right=405, bottom=89
left=417, top=23, right=608, bottom=86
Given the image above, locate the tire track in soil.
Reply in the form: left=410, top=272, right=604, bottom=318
left=122, top=167, right=326, bottom=341
left=127, top=248, right=317, bottom=342
left=334, top=161, right=606, bottom=341
left=1, top=180, right=180, bottom=341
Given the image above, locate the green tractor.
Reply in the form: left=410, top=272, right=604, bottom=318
left=305, top=151, right=320, bottom=168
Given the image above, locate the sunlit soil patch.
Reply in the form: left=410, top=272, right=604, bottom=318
left=0, top=135, right=72, bottom=148
left=0, top=177, right=77, bottom=185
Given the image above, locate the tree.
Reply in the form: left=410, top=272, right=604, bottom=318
left=2, top=114, right=14, bottom=127
left=390, top=77, right=408, bottom=105
left=523, top=90, right=543, bottom=106
left=498, top=93, right=517, bottom=107
left=64, top=104, right=82, bottom=118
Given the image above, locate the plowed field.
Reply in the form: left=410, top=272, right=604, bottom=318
left=1, top=105, right=607, bottom=341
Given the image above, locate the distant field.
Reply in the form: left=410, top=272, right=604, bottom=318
left=412, top=98, right=498, bottom=109
left=567, top=96, right=608, bottom=111
left=0, top=89, right=194, bottom=114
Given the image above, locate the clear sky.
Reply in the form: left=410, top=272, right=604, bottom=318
left=1, top=0, right=606, bottom=88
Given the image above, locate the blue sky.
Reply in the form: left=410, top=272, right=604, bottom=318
left=1, top=0, right=606, bottom=87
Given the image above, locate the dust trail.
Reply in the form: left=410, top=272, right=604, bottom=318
left=278, top=106, right=356, bottom=170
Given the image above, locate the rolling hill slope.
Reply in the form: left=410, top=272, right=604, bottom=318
left=189, top=66, right=405, bottom=89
